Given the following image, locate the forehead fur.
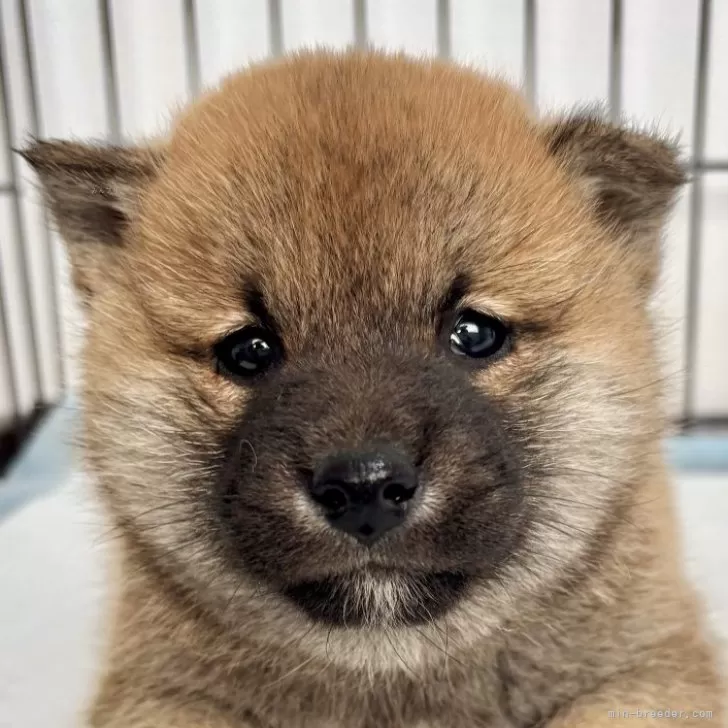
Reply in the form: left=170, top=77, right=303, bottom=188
left=125, top=50, right=620, bottom=349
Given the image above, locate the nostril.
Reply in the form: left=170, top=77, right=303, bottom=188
left=380, top=481, right=417, bottom=508
left=312, top=484, right=349, bottom=515
left=309, top=447, right=419, bottom=543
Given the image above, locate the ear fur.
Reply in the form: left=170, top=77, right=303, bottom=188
left=19, top=140, right=163, bottom=299
left=541, top=113, right=686, bottom=290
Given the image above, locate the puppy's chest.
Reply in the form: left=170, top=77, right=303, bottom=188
left=250, top=682, right=515, bottom=728
left=258, top=706, right=526, bottom=728
left=234, top=649, right=593, bottom=728
left=225, top=632, right=606, bottom=727
left=259, top=710, right=506, bottom=728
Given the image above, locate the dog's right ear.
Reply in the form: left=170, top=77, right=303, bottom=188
left=19, top=140, right=164, bottom=300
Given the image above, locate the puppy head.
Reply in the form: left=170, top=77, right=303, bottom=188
left=24, top=51, right=683, bottom=661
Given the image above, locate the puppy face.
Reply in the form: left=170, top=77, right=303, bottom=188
left=26, top=52, right=683, bottom=651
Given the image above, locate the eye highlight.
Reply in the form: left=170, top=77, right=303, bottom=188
left=449, top=309, right=510, bottom=361
left=214, top=326, right=282, bottom=379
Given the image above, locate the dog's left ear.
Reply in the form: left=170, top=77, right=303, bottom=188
left=541, top=114, right=686, bottom=290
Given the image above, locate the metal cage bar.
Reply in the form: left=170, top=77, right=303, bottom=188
left=0, top=254, right=22, bottom=473
left=608, top=0, right=623, bottom=122
left=0, top=1, right=48, bottom=473
left=354, top=0, right=368, bottom=48
left=183, top=0, right=201, bottom=98
left=18, top=0, right=66, bottom=392
left=683, top=0, right=713, bottom=426
left=437, top=0, right=451, bottom=59
left=696, top=160, right=728, bottom=172
left=0, top=6, right=43, bottom=401
left=268, top=0, right=284, bottom=57
left=523, top=0, right=537, bottom=106
left=99, top=0, right=122, bottom=142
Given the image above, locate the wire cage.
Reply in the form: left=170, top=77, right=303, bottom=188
left=1, top=0, right=727, bottom=473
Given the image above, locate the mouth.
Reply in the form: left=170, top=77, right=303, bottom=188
left=282, top=567, right=469, bottom=627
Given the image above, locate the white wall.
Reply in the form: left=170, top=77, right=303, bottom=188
left=1, top=0, right=727, bottom=428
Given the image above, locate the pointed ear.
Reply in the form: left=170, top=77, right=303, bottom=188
left=19, top=140, right=164, bottom=300
left=541, top=114, right=686, bottom=290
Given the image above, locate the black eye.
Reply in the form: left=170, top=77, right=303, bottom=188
left=214, top=327, right=282, bottom=378
left=449, top=310, right=510, bottom=360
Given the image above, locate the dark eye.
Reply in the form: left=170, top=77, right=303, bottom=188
left=214, top=327, right=282, bottom=378
left=449, top=310, right=510, bottom=360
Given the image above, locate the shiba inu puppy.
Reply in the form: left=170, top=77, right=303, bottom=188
left=24, top=50, right=722, bottom=727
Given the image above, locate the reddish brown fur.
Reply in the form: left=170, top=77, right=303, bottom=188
left=24, top=51, right=723, bottom=727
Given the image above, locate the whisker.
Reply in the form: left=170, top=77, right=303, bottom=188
left=325, top=625, right=334, bottom=661
left=384, top=629, right=419, bottom=680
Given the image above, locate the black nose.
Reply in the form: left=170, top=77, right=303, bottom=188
left=309, top=447, right=419, bottom=544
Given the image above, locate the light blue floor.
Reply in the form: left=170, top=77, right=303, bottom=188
left=666, top=434, right=728, bottom=471
left=0, top=402, right=77, bottom=521
left=1, top=399, right=727, bottom=522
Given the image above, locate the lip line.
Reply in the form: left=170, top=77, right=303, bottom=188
left=288, top=564, right=465, bottom=586
left=281, top=569, right=471, bottom=627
